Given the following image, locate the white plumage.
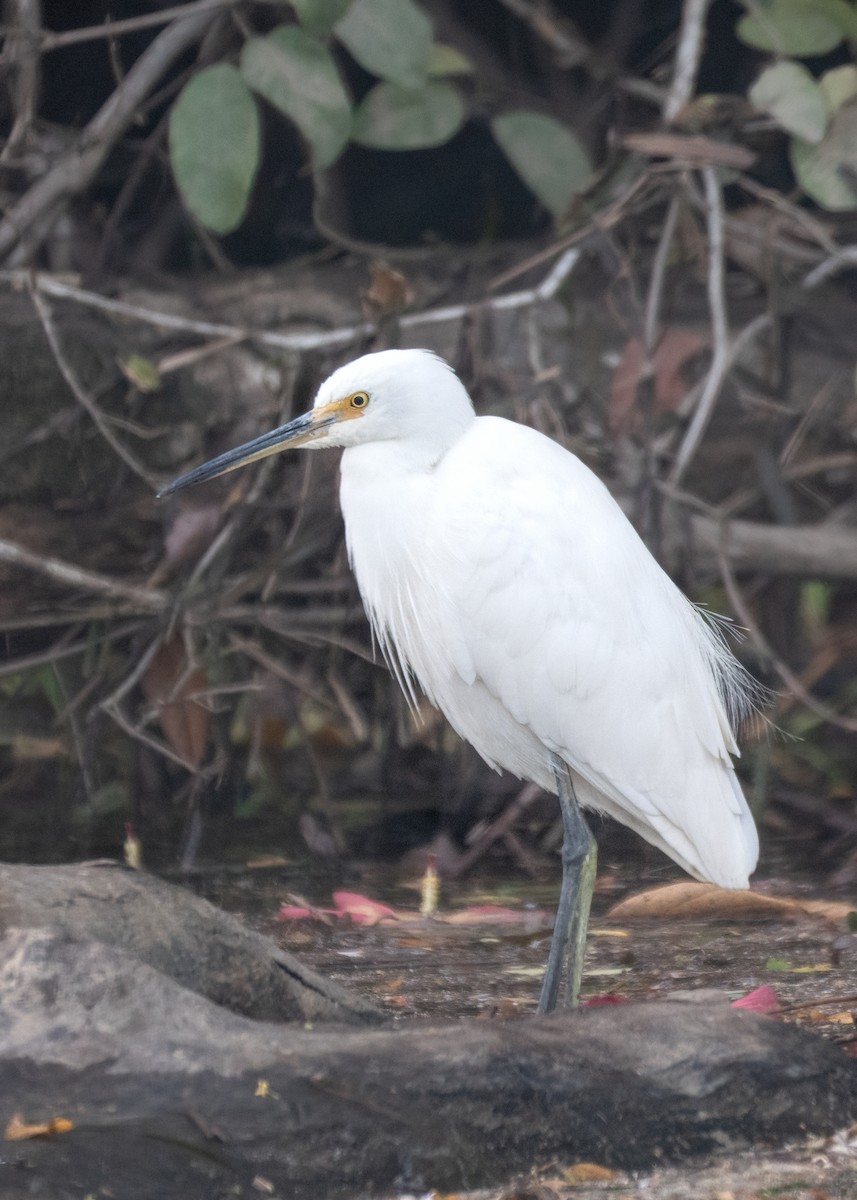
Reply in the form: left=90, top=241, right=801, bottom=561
left=328, top=350, right=758, bottom=889
left=162, top=346, right=760, bottom=1007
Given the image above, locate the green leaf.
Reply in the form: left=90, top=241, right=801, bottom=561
left=335, top=0, right=432, bottom=86
left=426, top=42, right=474, bottom=76
left=241, top=26, right=351, bottom=168
left=290, top=0, right=351, bottom=38
left=765, top=957, right=793, bottom=971
left=169, top=65, right=260, bottom=234
left=790, top=101, right=857, bottom=211
left=820, top=64, right=857, bottom=112
left=120, top=353, right=161, bottom=393
left=737, top=1, right=843, bottom=55
left=491, top=111, right=594, bottom=218
left=749, top=62, right=828, bottom=143
left=352, top=80, right=464, bottom=149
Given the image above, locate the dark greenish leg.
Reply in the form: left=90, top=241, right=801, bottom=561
left=536, top=756, right=597, bottom=1014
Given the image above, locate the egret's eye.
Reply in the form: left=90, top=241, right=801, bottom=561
left=350, top=391, right=369, bottom=409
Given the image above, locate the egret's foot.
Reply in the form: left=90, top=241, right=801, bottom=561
left=537, top=758, right=597, bottom=1014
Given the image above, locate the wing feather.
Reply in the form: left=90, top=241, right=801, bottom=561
left=414, top=417, right=758, bottom=887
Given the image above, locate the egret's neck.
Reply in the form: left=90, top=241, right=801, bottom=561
left=341, top=408, right=475, bottom=480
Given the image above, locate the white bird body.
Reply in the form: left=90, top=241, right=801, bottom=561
left=335, top=354, right=758, bottom=889
left=163, top=347, right=759, bottom=907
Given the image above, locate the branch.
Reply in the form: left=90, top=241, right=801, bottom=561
left=28, top=281, right=161, bottom=487
left=0, top=536, right=168, bottom=610
left=690, top=515, right=857, bottom=580
left=669, top=167, right=732, bottom=486
left=716, top=544, right=857, bottom=735
left=0, top=0, right=42, bottom=162
left=643, top=191, right=681, bottom=353
left=663, top=0, right=711, bottom=125
left=37, top=0, right=230, bottom=50
left=0, top=3, right=220, bottom=262
left=493, top=0, right=590, bottom=66
left=8, top=246, right=582, bottom=358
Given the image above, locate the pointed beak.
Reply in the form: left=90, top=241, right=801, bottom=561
left=157, top=404, right=339, bottom=497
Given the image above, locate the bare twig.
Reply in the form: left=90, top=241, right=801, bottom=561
left=716, top=543, right=857, bottom=734
left=663, top=0, right=711, bottom=125
left=28, top=281, right=161, bottom=487
left=643, top=191, right=682, bottom=353
left=0, top=4, right=219, bottom=262
left=0, top=535, right=168, bottom=609
left=493, top=0, right=590, bottom=66
left=36, top=0, right=231, bottom=50
left=0, top=0, right=42, bottom=161
left=8, top=247, right=582, bottom=363
left=184, top=370, right=299, bottom=592
left=801, top=244, right=857, bottom=290
left=741, top=176, right=836, bottom=239
left=103, top=698, right=209, bottom=772
left=228, top=635, right=332, bottom=708
left=98, top=633, right=166, bottom=713
left=448, top=783, right=542, bottom=879
left=488, top=169, right=662, bottom=292
left=669, top=167, right=731, bottom=485
left=0, top=632, right=86, bottom=679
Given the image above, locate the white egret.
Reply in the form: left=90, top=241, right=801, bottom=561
left=161, top=349, right=759, bottom=1012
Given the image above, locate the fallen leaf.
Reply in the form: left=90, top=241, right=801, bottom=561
left=254, top=1079, right=279, bottom=1099
left=444, top=904, right=550, bottom=926
left=276, top=893, right=335, bottom=924
left=332, top=891, right=400, bottom=925
left=245, top=855, right=289, bottom=869
left=765, top=957, right=832, bottom=974
left=731, top=984, right=779, bottom=1013
left=808, top=1009, right=854, bottom=1024
left=5, top=1114, right=73, bottom=1140
left=607, top=881, right=855, bottom=923
left=580, top=993, right=628, bottom=1006
left=562, top=1161, right=619, bottom=1182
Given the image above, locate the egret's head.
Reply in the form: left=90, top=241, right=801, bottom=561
left=159, top=349, right=474, bottom=496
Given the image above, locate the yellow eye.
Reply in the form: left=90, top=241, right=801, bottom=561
left=350, top=391, right=369, bottom=409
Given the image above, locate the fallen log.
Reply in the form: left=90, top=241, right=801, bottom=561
left=0, top=861, right=381, bottom=1025
left=2, top=923, right=856, bottom=1200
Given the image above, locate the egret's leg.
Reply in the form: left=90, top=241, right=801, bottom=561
left=536, top=757, right=597, bottom=1014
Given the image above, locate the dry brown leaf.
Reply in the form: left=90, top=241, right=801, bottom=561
left=809, top=1009, right=855, bottom=1024
left=562, top=1161, right=619, bottom=1182
left=5, top=1113, right=73, bottom=1140
left=141, top=633, right=210, bottom=768
left=362, top=261, right=413, bottom=316
left=609, top=327, right=710, bottom=434
left=607, top=881, right=855, bottom=923
left=621, top=131, right=756, bottom=168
